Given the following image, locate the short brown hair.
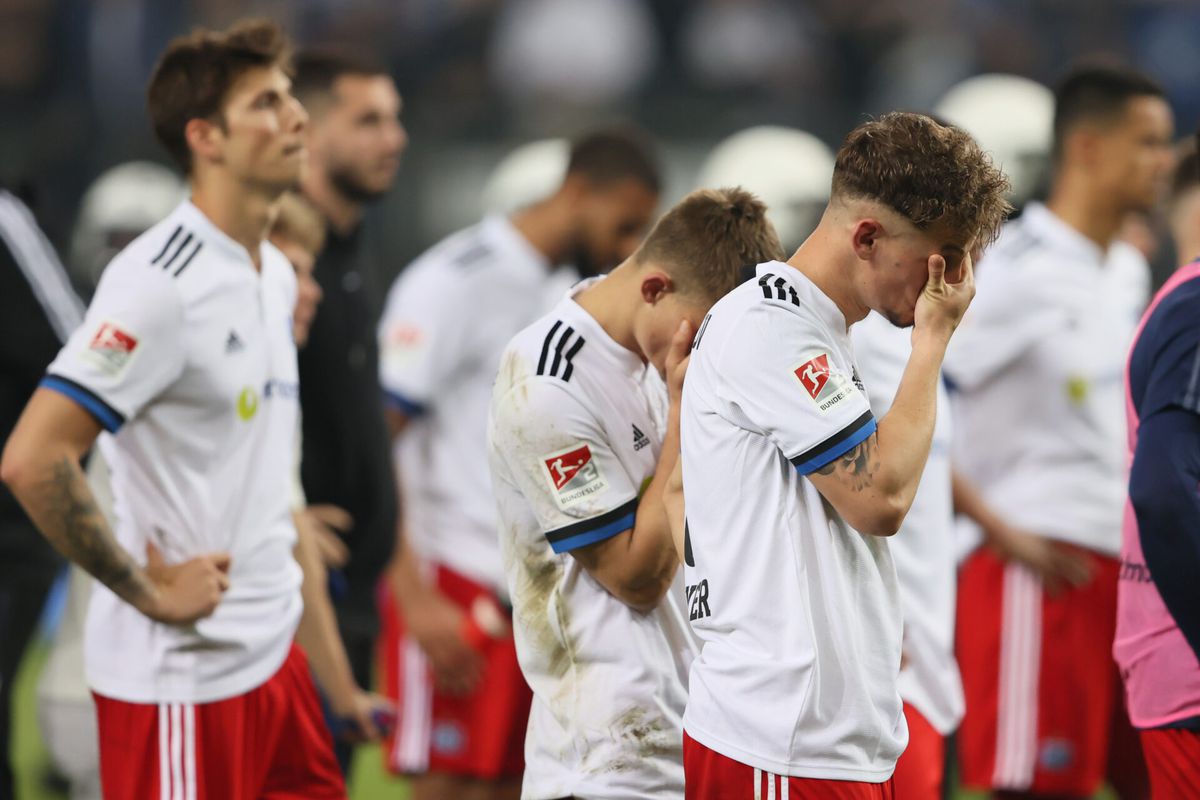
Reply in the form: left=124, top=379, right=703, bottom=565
left=832, top=112, right=1012, bottom=248
left=635, top=187, right=785, bottom=301
left=147, top=19, right=293, bottom=173
left=567, top=128, right=662, bottom=195
left=270, top=192, right=327, bottom=255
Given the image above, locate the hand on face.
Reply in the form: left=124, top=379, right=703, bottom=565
left=913, top=250, right=975, bottom=341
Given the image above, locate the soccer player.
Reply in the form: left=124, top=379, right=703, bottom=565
left=489, top=188, right=784, bottom=800
left=944, top=64, right=1174, bottom=798
left=377, top=129, right=660, bottom=799
left=1114, top=137, right=1200, bottom=799
left=676, top=112, right=1009, bottom=798
left=1, top=20, right=346, bottom=798
left=850, top=312, right=961, bottom=799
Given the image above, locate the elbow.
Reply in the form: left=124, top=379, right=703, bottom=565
left=854, top=496, right=908, bottom=538
left=0, top=444, right=31, bottom=494
left=613, top=574, right=672, bottom=613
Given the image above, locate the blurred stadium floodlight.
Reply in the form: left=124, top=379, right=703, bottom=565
left=935, top=73, right=1054, bottom=207
left=481, top=138, right=569, bottom=215
left=70, top=161, right=186, bottom=290
left=696, top=126, right=835, bottom=253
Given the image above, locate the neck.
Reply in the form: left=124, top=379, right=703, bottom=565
left=190, top=172, right=277, bottom=269
left=572, top=260, right=645, bottom=361
left=301, top=167, right=363, bottom=236
left=1045, top=171, right=1126, bottom=250
left=510, top=194, right=575, bottom=267
left=1173, top=232, right=1200, bottom=266
left=785, top=224, right=869, bottom=329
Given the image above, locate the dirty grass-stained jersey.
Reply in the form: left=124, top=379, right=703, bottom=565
left=488, top=279, right=697, bottom=800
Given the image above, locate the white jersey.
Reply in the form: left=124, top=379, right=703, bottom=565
left=44, top=201, right=303, bottom=703
left=851, top=312, right=963, bottom=735
left=489, top=280, right=696, bottom=800
left=943, top=202, right=1149, bottom=557
left=681, top=261, right=905, bottom=782
left=379, top=215, right=551, bottom=591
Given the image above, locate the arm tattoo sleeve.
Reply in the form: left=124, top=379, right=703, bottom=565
left=32, top=457, right=149, bottom=605
left=814, top=435, right=878, bottom=491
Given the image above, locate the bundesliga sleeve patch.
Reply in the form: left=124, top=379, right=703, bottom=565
left=541, top=443, right=609, bottom=511
left=793, top=352, right=859, bottom=414
left=83, top=321, right=139, bottom=376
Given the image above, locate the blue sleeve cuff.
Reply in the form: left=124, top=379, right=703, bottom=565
left=40, top=375, right=125, bottom=432
left=383, top=389, right=427, bottom=418
left=791, top=411, right=876, bottom=474
left=545, top=497, right=638, bottom=554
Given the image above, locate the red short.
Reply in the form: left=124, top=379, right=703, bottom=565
left=93, top=644, right=344, bottom=800
left=683, top=731, right=895, bottom=799
left=891, top=703, right=944, bottom=799
left=1141, top=728, right=1200, bottom=800
left=956, top=545, right=1130, bottom=796
left=378, top=564, right=531, bottom=780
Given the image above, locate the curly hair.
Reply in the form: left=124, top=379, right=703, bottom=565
left=147, top=19, right=293, bottom=173
left=635, top=187, right=785, bottom=301
left=832, top=112, right=1012, bottom=248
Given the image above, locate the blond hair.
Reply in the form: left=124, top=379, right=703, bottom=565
left=635, top=187, right=785, bottom=301
left=270, top=191, right=326, bottom=256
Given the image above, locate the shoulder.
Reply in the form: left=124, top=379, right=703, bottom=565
left=93, top=218, right=189, bottom=308
left=261, top=241, right=298, bottom=294
left=1143, top=274, right=1200, bottom=350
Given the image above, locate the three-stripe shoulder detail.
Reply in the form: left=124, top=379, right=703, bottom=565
left=536, top=319, right=586, bottom=382
left=149, top=225, right=204, bottom=278
left=757, top=272, right=800, bottom=307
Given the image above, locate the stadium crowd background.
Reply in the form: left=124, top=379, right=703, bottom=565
left=3, top=1, right=1200, bottom=799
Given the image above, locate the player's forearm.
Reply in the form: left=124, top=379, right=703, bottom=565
left=872, top=330, right=947, bottom=509
left=293, top=517, right=360, bottom=707
left=951, top=469, right=1007, bottom=541
left=4, top=450, right=156, bottom=612
left=619, top=411, right=683, bottom=608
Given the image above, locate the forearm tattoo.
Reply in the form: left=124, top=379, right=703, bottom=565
left=815, top=436, right=878, bottom=491
left=34, top=457, right=145, bottom=602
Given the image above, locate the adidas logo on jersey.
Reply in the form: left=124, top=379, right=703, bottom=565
left=225, top=330, right=244, bottom=354
left=633, top=424, right=650, bottom=451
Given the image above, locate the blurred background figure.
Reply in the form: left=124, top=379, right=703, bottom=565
left=695, top=125, right=834, bottom=252
left=946, top=63, right=1174, bottom=800
left=935, top=73, right=1056, bottom=209
left=480, top=138, right=568, bottom=217
left=1165, top=139, right=1200, bottom=265
left=34, top=162, right=183, bottom=800
left=67, top=161, right=185, bottom=293
left=291, top=49, right=407, bottom=776
left=0, top=187, right=82, bottom=800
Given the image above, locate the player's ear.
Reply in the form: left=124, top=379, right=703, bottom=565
left=851, top=219, right=882, bottom=261
left=640, top=270, right=672, bottom=305
left=185, top=117, right=224, bottom=167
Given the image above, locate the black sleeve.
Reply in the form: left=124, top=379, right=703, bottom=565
left=1129, top=407, right=1200, bottom=662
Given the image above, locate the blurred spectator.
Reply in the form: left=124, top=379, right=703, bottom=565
left=0, top=188, right=84, bottom=800
left=292, top=49, right=407, bottom=773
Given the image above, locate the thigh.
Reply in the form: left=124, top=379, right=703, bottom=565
left=1030, top=553, right=1119, bottom=796
left=892, top=703, right=945, bottom=800
left=954, top=547, right=1008, bottom=791
left=259, top=645, right=346, bottom=799
left=1140, top=729, right=1200, bottom=800
left=92, top=693, right=165, bottom=800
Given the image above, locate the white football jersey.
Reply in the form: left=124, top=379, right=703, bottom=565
left=944, top=202, right=1149, bottom=556
left=680, top=261, right=905, bottom=782
left=851, top=312, right=963, bottom=735
left=44, top=201, right=303, bottom=704
left=489, top=280, right=696, bottom=800
left=379, top=215, right=552, bottom=591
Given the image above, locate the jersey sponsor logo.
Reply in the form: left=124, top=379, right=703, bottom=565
left=236, top=386, right=260, bottom=421
left=632, top=424, right=650, bottom=451
left=793, top=353, right=858, bottom=413
left=542, top=443, right=608, bottom=510
left=83, top=321, right=139, bottom=376
left=380, top=322, right=428, bottom=373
